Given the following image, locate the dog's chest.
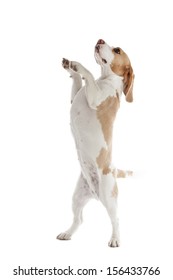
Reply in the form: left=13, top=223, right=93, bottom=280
left=70, top=89, right=95, bottom=127
left=70, top=89, right=100, bottom=137
left=70, top=88, right=106, bottom=157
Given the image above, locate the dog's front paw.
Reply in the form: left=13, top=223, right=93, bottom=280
left=62, top=58, right=70, bottom=69
left=56, top=232, right=71, bottom=240
left=108, top=237, right=120, bottom=248
left=69, top=61, right=78, bottom=72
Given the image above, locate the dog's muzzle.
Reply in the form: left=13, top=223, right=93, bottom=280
left=95, top=39, right=105, bottom=53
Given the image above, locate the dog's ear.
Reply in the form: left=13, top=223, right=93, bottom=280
left=123, top=66, right=135, bottom=102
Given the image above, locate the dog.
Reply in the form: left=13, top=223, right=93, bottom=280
left=57, top=39, right=134, bottom=247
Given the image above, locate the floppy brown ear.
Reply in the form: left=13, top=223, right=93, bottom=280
left=123, top=66, right=135, bottom=102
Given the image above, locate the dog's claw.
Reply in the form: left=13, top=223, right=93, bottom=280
left=108, top=238, right=120, bottom=247
left=62, top=59, right=78, bottom=72
left=56, top=232, right=71, bottom=240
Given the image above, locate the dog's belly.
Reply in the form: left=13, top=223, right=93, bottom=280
left=70, top=89, right=106, bottom=196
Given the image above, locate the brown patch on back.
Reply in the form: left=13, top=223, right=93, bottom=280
left=96, top=96, right=119, bottom=175
left=97, top=96, right=119, bottom=145
left=96, top=147, right=111, bottom=175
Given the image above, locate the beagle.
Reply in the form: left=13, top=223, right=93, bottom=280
left=57, top=39, right=134, bottom=247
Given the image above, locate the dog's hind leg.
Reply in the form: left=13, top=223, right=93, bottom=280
left=99, top=174, right=120, bottom=247
left=57, top=173, right=93, bottom=241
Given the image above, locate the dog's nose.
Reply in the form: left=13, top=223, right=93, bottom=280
left=97, top=39, right=105, bottom=44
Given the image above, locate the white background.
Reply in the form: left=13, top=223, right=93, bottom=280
left=0, top=0, right=173, bottom=279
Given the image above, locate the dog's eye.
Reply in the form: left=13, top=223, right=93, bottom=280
left=113, top=48, right=121, bottom=54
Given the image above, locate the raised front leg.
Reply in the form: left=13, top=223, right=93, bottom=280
left=66, top=60, right=102, bottom=109
left=62, top=58, right=82, bottom=103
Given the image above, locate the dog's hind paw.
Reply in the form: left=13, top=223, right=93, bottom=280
left=56, top=232, right=71, bottom=240
left=108, top=238, right=120, bottom=248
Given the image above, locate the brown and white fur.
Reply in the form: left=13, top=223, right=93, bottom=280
left=57, top=39, right=134, bottom=247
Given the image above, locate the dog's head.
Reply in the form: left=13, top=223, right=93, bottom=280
left=95, top=39, right=134, bottom=102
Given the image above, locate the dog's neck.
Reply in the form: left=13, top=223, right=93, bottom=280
left=100, top=64, right=112, bottom=78
left=100, top=64, right=122, bottom=80
left=99, top=64, right=123, bottom=95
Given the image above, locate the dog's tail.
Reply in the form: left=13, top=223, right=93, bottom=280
left=115, top=168, right=133, bottom=178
